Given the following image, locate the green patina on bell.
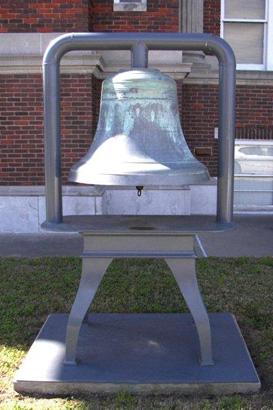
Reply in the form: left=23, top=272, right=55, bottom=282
left=69, top=68, right=210, bottom=187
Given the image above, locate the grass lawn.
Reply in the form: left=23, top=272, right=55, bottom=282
left=1, top=256, right=273, bottom=409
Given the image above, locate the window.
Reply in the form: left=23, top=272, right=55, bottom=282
left=221, top=0, right=273, bottom=70
left=113, top=0, right=147, bottom=12
left=234, top=140, right=273, bottom=210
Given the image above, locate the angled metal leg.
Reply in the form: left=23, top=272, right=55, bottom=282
left=64, top=257, right=112, bottom=365
left=166, top=258, right=214, bottom=366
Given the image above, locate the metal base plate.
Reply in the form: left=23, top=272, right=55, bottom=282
left=41, top=215, right=234, bottom=234
left=14, top=313, right=260, bottom=396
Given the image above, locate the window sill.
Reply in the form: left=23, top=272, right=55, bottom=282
left=237, top=64, right=265, bottom=71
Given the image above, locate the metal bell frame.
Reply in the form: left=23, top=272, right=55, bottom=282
left=13, top=34, right=261, bottom=394
left=43, top=32, right=236, bottom=229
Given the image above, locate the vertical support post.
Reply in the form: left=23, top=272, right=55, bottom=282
left=217, top=50, right=236, bottom=225
left=166, top=256, right=213, bottom=366
left=131, top=41, right=148, bottom=68
left=65, top=254, right=112, bottom=365
left=43, top=59, right=63, bottom=224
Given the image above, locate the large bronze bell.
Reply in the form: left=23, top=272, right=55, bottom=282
left=69, top=69, right=210, bottom=187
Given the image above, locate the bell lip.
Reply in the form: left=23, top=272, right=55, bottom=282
left=68, top=169, right=211, bottom=187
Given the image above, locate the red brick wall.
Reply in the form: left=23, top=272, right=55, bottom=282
left=91, top=0, right=179, bottom=32
left=0, top=0, right=219, bottom=34
left=0, top=0, right=90, bottom=32
left=236, top=86, right=273, bottom=128
left=92, top=76, right=102, bottom=138
left=181, top=84, right=218, bottom=176
left=0, top=75, right=44, bottom=184
left=0, top=0, right=221, bottom=34
left=0, top=74, right=94, bottom=185
left=61, top=74, right=94, bottom=182
left=204, top=0, right=220, bottom=35
left=181, top=84, right=273, bottom=176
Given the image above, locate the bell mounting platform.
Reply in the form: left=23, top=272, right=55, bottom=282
left=42, top=32, right=236, bottom=229
left=15, top=220, right=260, bottom=395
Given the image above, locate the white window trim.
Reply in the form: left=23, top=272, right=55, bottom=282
left=266, top=0, right=273, bottom=69
left=220, top=0, right=273, bottom=71
left=235, top=139, right=273, bottom=146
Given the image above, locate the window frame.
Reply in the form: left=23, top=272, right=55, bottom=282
left=220, top=0, right=273, bottom=70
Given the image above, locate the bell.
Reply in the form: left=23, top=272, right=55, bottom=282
left=69, top=69, right=210, bottom=187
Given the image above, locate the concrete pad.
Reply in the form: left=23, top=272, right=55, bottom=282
left=199, top=215, right=273, bottom=257
left=0, top=233, right=82, bottom=257
left=14, top=313, right=260, bottom=396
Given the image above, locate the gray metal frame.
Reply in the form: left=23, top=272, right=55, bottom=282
left=43, top=32, right=236, bottom=227
left=65, top=231, right=213, bottom=366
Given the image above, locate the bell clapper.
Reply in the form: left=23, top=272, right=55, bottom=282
left=136, top=186, right=144, bottom=197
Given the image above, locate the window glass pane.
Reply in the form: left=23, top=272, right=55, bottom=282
left=224, top=23, right=264, bottom=64
left=225, top=0, right=265, bottom=19
left=235, top=144, right=273, bottom=175
left=239, top=146, right=273, bottom=156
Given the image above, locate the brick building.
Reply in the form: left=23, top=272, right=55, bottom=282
left=0, top=0, right=273, bottom=232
